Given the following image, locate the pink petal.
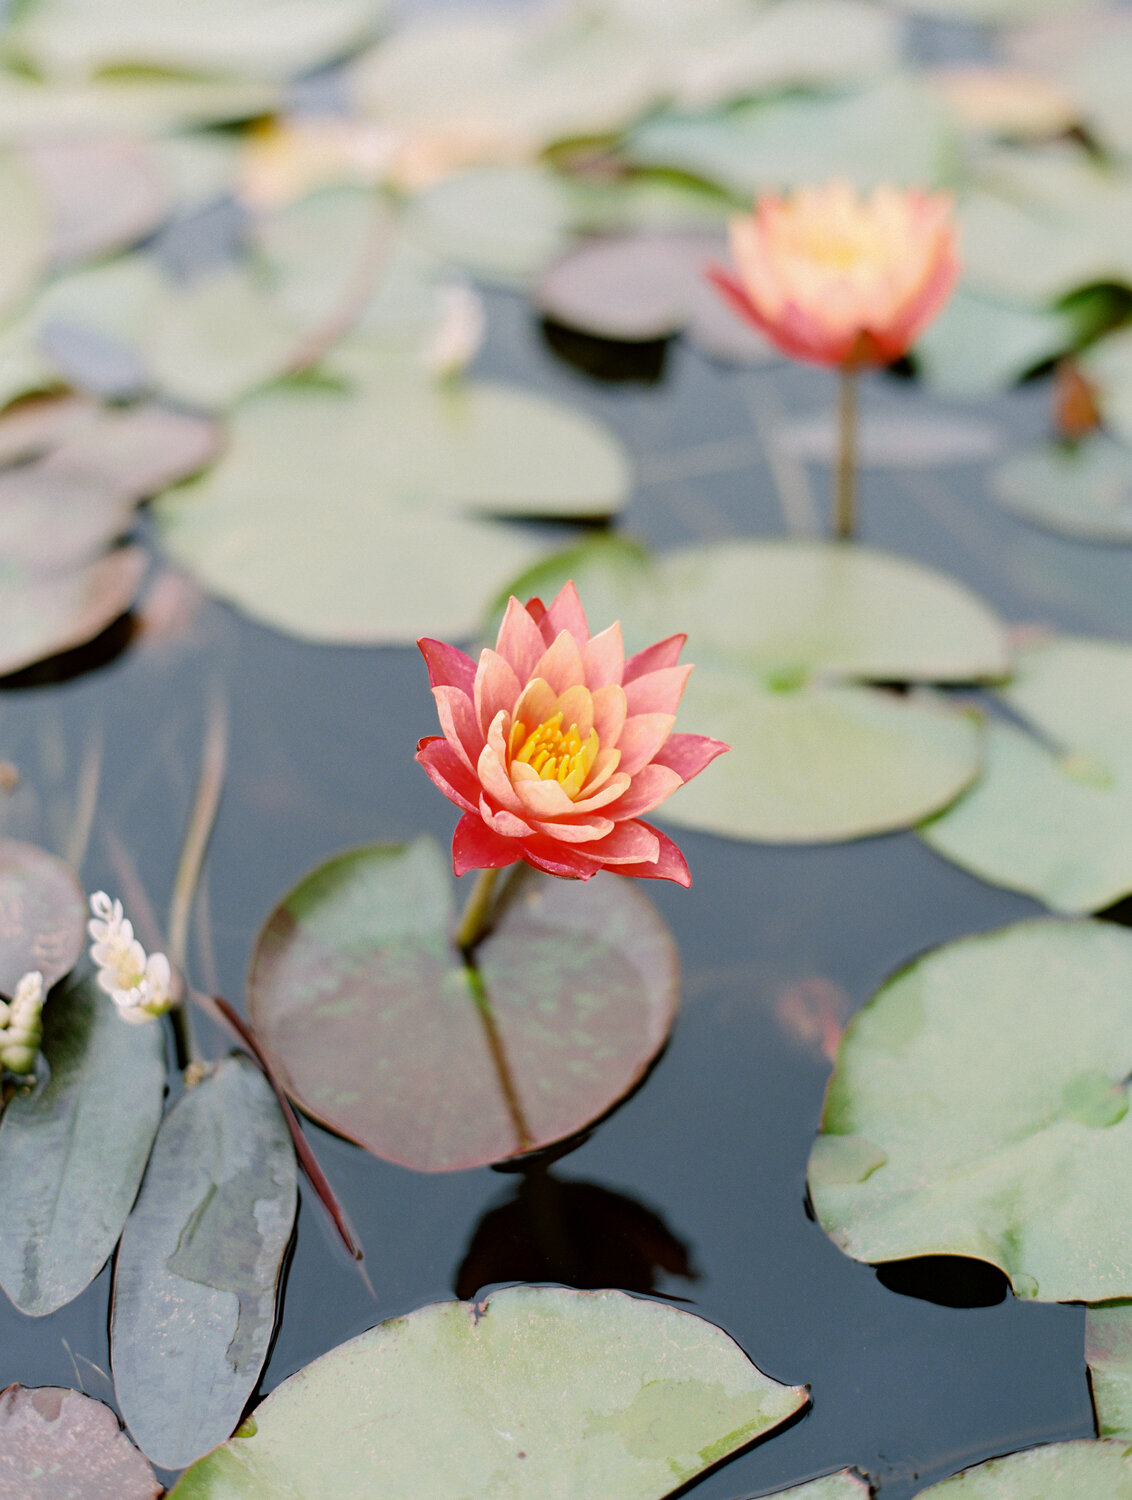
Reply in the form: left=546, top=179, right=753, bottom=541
left=624, top=664, right=692, bottom=718
left=479, top=797, right=534, bottom=838
left=432, top=685, right=482, bottom=772
left=652, top=733, right=730, bottom=783
left=474, top=649, right=522, bottom=735
left=515, top=836, right=602, bottom=880
left=419, top=638, right=476, bottom=693
left=513, top=775, right=576, bottom=819
left=477, top=726, right=526, bottom=815
left=553, top=683, right=595, bottom=739
left=512, top=677, right=558, bottom=738
left=416, top=738, right=481, bottom=815
left=591, top=684, right=627, bottom=749
left=582, top=820, right=661, bottom=865
left=530, top=814, right=616, bottom=843
left=453, top=813, right=523, bottom=875
left=616, top=713, right=676, bottom=776
left=613, top=825, right=691, bottom=887
left=495, top=596, right=547, bottom=682
left=603, top=763, right=683, bottom=820
left=570, top=770, right=632, bottom=815
left=532, top=630, right=586, bottom=696
left=581, top=622, right=625, bottom=690
left=579, top=745, right=623, bottom=798
left=542, top=581, right=589, bottom=644
left=623, top=633, right=686, bottom=684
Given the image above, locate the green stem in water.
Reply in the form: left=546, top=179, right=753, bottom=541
left=455, top=867, right=502, bottom=953
left=834, top=363, right=859, bottom=541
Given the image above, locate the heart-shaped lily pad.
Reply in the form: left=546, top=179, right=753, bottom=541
left=247, top=838, right=678, bottom=1171
left=921, top=637, right=1132, bottom=913
left=808, top=918, right=1132, bottom=1303
left=495, top=536, right=1005, bottom=841
left=0, top=837, right=86, bottom=994
left=1086, top=1301, right=1132, bottom=1440
left=912, top=1439, right=1132, bottom=1498
left=170, top=1285, right=808, bottom=1499
left=0, top=1385, right=160, bottom=1500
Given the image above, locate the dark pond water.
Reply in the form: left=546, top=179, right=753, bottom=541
left=3, top=273, right=1130, bottom=1496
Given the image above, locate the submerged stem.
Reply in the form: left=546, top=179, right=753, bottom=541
left=455, top=867, right=502, bottom=953
left=834, top=364, right=859, bottom=541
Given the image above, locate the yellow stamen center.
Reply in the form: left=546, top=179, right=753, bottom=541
left=509, top=711, right=599, bottom=800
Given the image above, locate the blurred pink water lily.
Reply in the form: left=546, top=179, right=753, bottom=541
left=709, top=180, right=959, bottom=367
left=416, top=583, right=728, bottom=885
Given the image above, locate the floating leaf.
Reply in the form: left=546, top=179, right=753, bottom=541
left=0, top=546, right=146, bottom=678
left=0, top=75, right=279, bottom=143
left=0, top=838, right=86, bottom=994
left=921, top=637, right=1132, bottom=913
left=247, top=838, right=678, bottom=1171
left=991, top=436, right=1132, bottom=541
left=22, top=139, right=169, bottom=269
left=0, top=1385, right=160, bottom=1500
left=495, top=537, right=1004, bottom=841
left=0, top=153, right=48, bottom=325
left=112, top=1055, right=297, bottom=1471
left=1087, top=1301, right=1132, bottom=1441
left=171, top=1285, right=807, bottom=1498
left=0, top=976, right=165, bottom=1315
left=762, top=1476, right=870, bottom=1500
left=913, top=1439, right=1132, bottom=1497
left=913, top=289, right=1076, bottom=397
left=808, top=918, right=1132, bottom=1303
left=403, top=167, right=577, bottom=285
left=154, top=376, right=627, bottom=644
left=42, top=402, right=222, bottom=500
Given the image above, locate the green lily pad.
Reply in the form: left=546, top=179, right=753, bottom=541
left=247, top=838, right=678, bottom=1171
left=0, top=976, right=165, bottom=1316
left=921, top=637, right=1132, bottom=913
left=0, top=1385, right=160, bottom=1500
left=768, top=1476, right=870, bottom=1500
left=496, top=536, right=1004, bottom=842
left=913, top=1439, right=1132, bottom=1497
left=914, top=289, right=1076, bottom=397
left=0, top=152, right=48, bottom=326
left=112, top=1055, right=297, bottom=1471
left=808, top=918, right=1132, bottom=1303
left=0, top=74, right=279, bottom=143
left=170, top=1285, right=808, bottom=1499
left=1086, top=1301, right=1132, bottom=1440
left=154, top=376, right=627, bottom=644
left=991, top=436, right=1132, bottom=541
left=0, top=837, right=86, bottom=995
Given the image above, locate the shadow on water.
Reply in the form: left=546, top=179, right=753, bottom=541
left=875, top=1257, right=1011, bottom=1310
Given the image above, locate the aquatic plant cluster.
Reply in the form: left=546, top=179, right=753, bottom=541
left=2, top=0, right=1132, bottom=1495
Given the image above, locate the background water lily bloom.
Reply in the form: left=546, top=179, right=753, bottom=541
left=709, top=179, right=960, bottom=367
left=416, top=584, right=728, bottom=884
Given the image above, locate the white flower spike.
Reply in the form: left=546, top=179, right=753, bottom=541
left=88, top=892, right=174, bottom=1024
left=0, top=969, right=44, bottom=1074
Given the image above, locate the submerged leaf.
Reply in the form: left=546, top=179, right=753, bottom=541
left=0, top=1385, right=160, bottom=1500
left=171, top=1285, right=808, bottom=1499
left=247, top=838, right=678, bottom=1171
left=0, top=977, right=165, bottom=1315
left=0, top=837, right=86, bottom=994
left=111, top=1055, right=297, bottom=1471
left=808, top=919, right=1132, bottom=1303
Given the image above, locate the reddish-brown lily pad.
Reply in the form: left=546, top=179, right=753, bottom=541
left=248, top=837, right=679, bottom=1172
left=22, top=138, right=169, bottom=267
left=0, top=1385, right=160, bottom=1500
left=0, top=544, right=146, bottom=677
left=0, top=838, right=86, bottom=995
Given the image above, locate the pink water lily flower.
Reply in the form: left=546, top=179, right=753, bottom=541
left=709, top=180, right=959, bottom=367
left=416, top=583, right=728, bottom=885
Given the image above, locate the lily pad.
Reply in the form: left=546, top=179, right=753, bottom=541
left=154, top=376, right=627, bottom=644
left=0, top=976, right=165, bottom=1316
left=1087, top=1301, right=1132, bottom=1440
left=112, top=1055, right=297, bottom=1471
left=0, top=546, right=147, bottom=678
left=913, top=1439, right=1132, bottom=1497
left=403, top=167, right=577, bottom=286
left=764, top=1477, right=870, bottom=1500
left=0, top=75, right=280, bottom=143
left=171, top=1285, right=807, bottom=1498
left=0, top=152, right=48, bottom=325
left=991, top=436, right=1132, bottom=541
left=0, top=837, right=86, bottom=994
left=495, top=536, right=1004, bottom=841
left=247, top=838, right=679, bottom=1171
left=22, top=139, right=169, bottom=269
left=0, top=1385, right=160, bottom=1500
left=808, top=918, right=1132, bottom=1303
left=914, top=289, right=1076, bottom=397
left=921, top=637, right=1132, bottom=913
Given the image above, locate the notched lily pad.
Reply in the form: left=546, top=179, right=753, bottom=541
left=171, top=1285, right=808, bottom=1499
left=0, top=837, right=86, bottom=994
left=808, top=918, right=1132, bottom=1303
left=913, top=1438, right=1132, bottom=1497
left=112, top=1054, right=297, bottom=1471
left=0, top=1385, right=160, bottom=1500
left=247, top=837, right=679, bottom=1171
left=922, top=637, right=1132, bottom=912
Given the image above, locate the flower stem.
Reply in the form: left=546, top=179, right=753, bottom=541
left=834, top=363, right=859, bottom=541
left=455, top=867, right=502, bottom=954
